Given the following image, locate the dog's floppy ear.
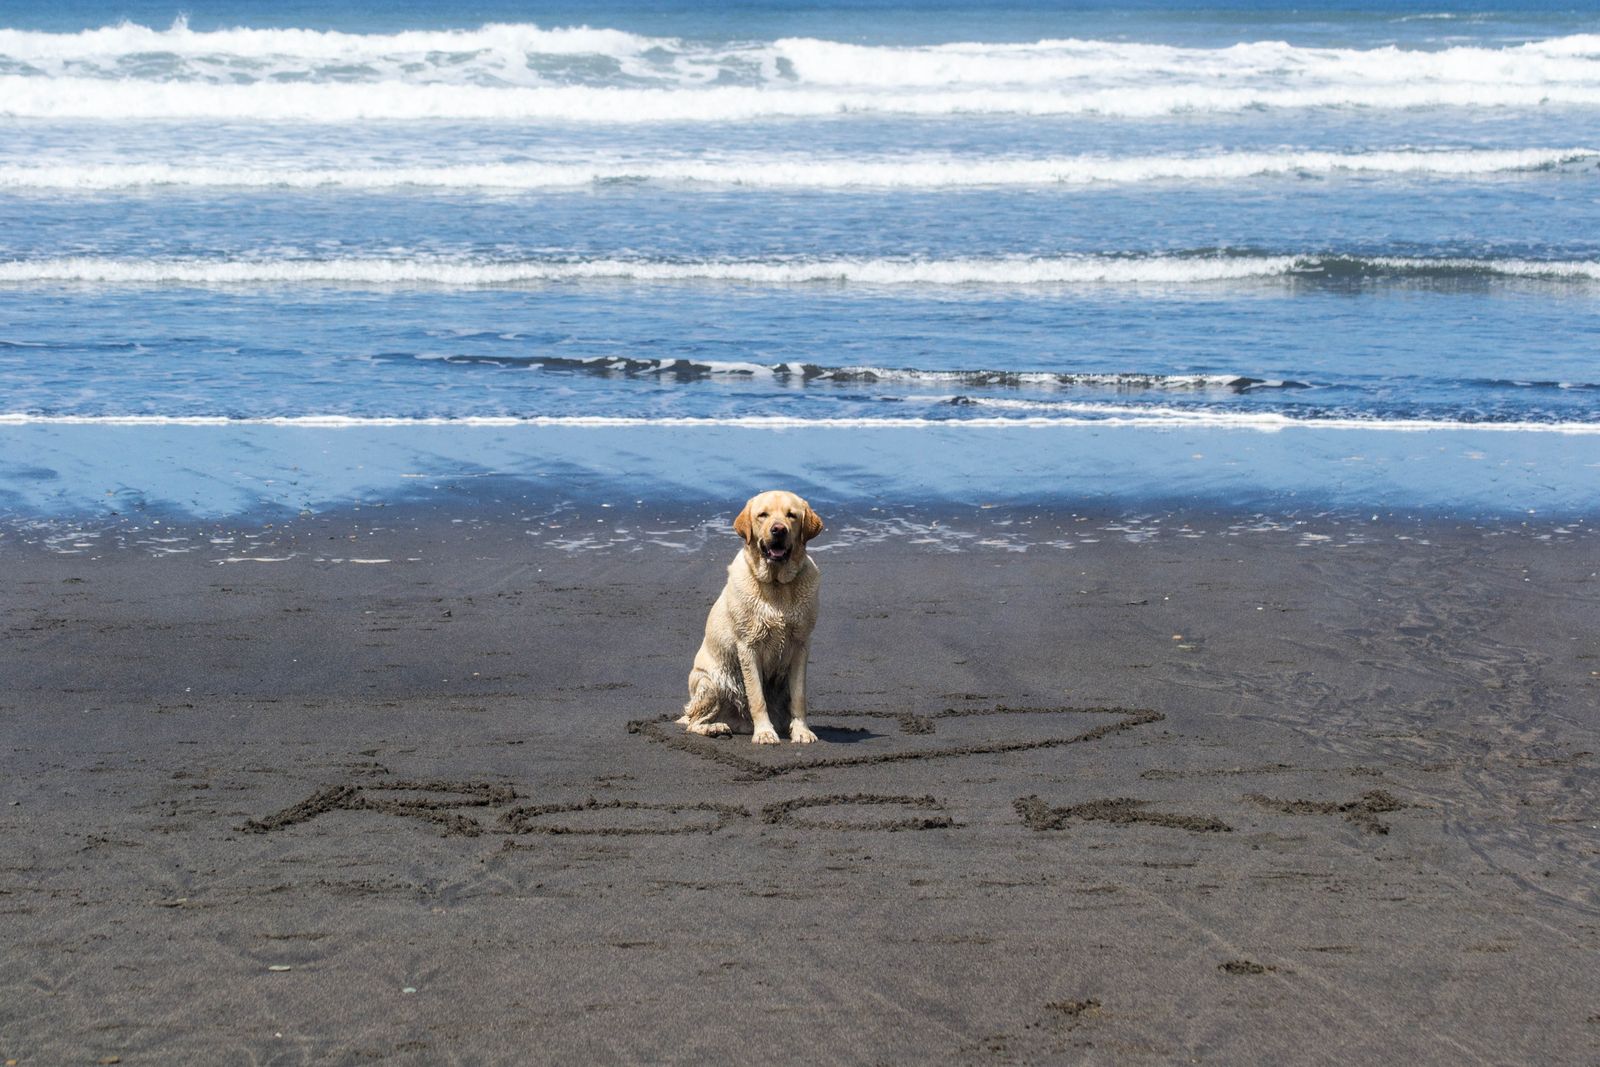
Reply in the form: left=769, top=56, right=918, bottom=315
left=802, top=504, right=824, bottom=542
left=733, top=498, right=756, bottom=543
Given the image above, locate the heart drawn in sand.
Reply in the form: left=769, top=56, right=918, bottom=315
left=627, top=704, right=1165, bottom=779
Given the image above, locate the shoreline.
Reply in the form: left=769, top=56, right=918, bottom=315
left=4, top=421, right=1600, bottom=532
left=3, top=488, right=1594, bottom=563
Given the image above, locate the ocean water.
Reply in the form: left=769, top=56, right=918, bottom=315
left=2, top=0, right=1599, bottom=522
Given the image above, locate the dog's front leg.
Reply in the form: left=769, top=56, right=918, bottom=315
left=738, top=644, right=779, bottom=744
left=787, top=644, right=817, bottom=743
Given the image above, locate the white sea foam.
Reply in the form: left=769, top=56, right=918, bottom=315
left=410, top=353, right=1291, bottom=390
left=768, top=34, right=1600, bottom=89
left=7, top=76, right=1600, bottom=121
left=0, top=19, right=661, bottom=63
left=790, top=369, right=1264, bottom=388
left=1, top=254, right=1596, bottom=287
left=1, top=412, right=1596, bottom=434
left=939, top=397, right=1252, bottom=413
left=523, top=357, right=1282, bottom=389
left=5, top=25, right=1600, bottom=120
left=1, top=149, right=1590, bottom=191
left=4, top=22, right=1600, bottom=88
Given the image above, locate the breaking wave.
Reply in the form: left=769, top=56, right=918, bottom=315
left=5, top=23, right=1600, bottom=120
left=2, top=149, right=1592, bottom=191
left=385, top=352, right=1306, bottom=392
left=7, top=77, right=1600, bottom=121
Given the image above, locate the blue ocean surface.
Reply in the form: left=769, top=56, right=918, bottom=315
left=1, top=0, right=1598, bottom=521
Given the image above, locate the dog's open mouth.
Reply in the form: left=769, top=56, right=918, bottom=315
left=762, top=543, right=791, bottom=562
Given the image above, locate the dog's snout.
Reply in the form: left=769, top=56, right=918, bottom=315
left=770, top=522, right=788, bottom=538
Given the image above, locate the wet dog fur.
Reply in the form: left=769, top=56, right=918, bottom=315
left=677, top=490, right=824, bottom=744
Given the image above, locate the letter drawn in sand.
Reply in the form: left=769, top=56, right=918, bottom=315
left=1014, top=795, right=1232, bottom=833
left=761, top=794, right=953, bottom=831
left=243, top=785, right=749, bottom=839
left=241, top=780, right=516, bottom=837
left=1242, top=789, right=1411, bottom=835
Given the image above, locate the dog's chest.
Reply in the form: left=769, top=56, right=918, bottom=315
left=739, top=587, right=815, bottom=671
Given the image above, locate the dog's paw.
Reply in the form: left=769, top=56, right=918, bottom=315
left=687, top=721, right=732, bottom=738
left=752, top=725, right=781, bottom=745
left=789, top=723, right=818, bottom=744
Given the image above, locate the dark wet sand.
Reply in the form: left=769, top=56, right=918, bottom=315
left=2, top=507, right=1599, bottom=1064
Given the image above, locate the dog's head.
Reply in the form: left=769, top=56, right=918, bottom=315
left=733, top=490, right=823, bottom=581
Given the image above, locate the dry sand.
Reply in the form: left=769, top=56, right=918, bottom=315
left=2, top=506, right=1598, bottom=1063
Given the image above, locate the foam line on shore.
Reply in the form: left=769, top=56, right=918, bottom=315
left=2, top=254, right=1598, bottom=287
left=3, top=412, right=1598, bottom=433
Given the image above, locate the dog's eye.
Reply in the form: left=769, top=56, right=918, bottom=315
left=757, top=512, right=768, bottom=518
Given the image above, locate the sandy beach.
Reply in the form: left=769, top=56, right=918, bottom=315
left=3, top=502, right=1597, bottom=1063
left=7, top=0, right=1600, bottom=1061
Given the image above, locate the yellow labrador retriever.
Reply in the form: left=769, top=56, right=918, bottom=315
left=677, top=490, right=824, bottom=744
